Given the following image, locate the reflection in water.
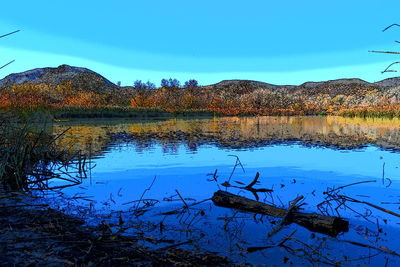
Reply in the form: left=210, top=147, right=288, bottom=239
left=49, top=116, right=400, bottom=265
left=53, top=116, right=400, bottom=155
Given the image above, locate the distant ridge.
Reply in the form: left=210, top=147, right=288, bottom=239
left=0, top=64, right=399, bottom=96
left=374, top=77, right=400, bottom=87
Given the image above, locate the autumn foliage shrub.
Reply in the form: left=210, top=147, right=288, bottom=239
left=4, top=80, right=400, bottom=118
left=337, top=105, right=400, bottom=118
left=62, top=92, right=106, bottom=107
left=0, top=92, right=11, bottom=109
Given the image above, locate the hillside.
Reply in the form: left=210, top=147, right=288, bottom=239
left=0, top=65, right=117, bottom=94
left=1, top=65, right=400, bottom=117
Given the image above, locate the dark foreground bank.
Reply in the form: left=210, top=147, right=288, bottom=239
left=0, top=190, right=232, bottom=266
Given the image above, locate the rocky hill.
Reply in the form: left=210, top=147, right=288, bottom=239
left=0, top=65, right=118, bottom=94
left=204, top=77, right=400, bottom=96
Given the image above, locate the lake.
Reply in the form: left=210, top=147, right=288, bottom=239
left=49, top=116, right=400, bottom=265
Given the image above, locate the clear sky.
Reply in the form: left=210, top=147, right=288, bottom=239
left=0, top=0, right=399, bottom=86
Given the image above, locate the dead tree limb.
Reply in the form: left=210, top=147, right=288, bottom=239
left=212, top=190, right=349, bottom=237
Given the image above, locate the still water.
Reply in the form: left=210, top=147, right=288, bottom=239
left=50, top=116, right=400, bottom=265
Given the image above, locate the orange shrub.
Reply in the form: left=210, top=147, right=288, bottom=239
left=62, top=92, right=105, bottom=107
left=181, top=93, right=196, bottom=109
left=209, top=97, right=223, bottom=109
left=130, top=95, right=157, bottom=108
left=0, top=92, right=11, bottom=108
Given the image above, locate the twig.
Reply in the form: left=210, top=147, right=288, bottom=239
left=175, top=189, right=190, bottom=213
left=227, top=172, right=273, bottom=201
left=246, top=172, right=260, bottom=188
left=247, top=229, right=297, bottom=253
left=0, top=60, right=15, bottom=70
left=227, top=155, right=245, bottom=183
left=135, top=176, right=157, bottom=210
left=383, top=24, right=400, bottom=32
left=358, top=232, right=400, bottom=257
left=0, top=30, right=20, bottom=39
left=339, top=195, right=400, bottom=218
left=159, top=198, right=211, bottom=216
left=156, top=240, right=193, bottom=252
left=0, top=204, right=49, bottom=208
left=369, top=50, right=400, bottom=55
left=381, top=62, right=400, bottom=73
left=324, top=180, right=377, bottom=195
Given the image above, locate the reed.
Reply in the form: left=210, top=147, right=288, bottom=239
left=52, top=106, right=169, bottom=119
left=337, top=105, right=400, bottom=118
left=0, top=119, right=89, bottom=191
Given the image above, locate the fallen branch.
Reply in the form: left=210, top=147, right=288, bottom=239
left=268, top=195, right=304, bottom=238
left=212, top=190, right=349, bottom=237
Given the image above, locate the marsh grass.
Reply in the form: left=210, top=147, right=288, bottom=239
left=52, top=106, right=169, bottom=119
left=0, top=119, right=89, bottom=192
left=337, top=106, right=400, bottom=118
left=1, top=106, right=215, bottom=120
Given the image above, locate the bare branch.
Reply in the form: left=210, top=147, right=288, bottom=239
left=369, top=50, right=400, bottom=55
left=381, top=61, right=400, bottom=73
left=383, top=24, right=400, bottom=32
left=0, top=60, right=15, bottom=70
left=0, top=30, right=20, bottom=39
left=324, top=180, right=377, bottom=195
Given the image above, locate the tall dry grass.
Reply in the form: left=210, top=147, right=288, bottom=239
left=0, top=118, right=89, bottom=191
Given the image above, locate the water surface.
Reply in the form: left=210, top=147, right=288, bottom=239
left=50, top=116, right=400, bottom=265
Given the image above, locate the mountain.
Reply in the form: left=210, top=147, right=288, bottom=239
left=0, top=65, right=118, bottom=93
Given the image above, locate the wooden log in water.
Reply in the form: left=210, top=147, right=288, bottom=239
left=211, top=190, right=349, bottom=237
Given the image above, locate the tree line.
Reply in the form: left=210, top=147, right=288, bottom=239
left=131, top=78, right=199, bottom=89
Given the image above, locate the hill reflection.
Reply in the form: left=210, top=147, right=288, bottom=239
left=52, top=116, right=400, bottom=155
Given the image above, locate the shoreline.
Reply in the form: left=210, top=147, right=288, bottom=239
left=0, top=189, right=231, bottom=266
left=4, top=106, right=400, bottom=120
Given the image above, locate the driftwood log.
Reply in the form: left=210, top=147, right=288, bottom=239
left=212, top=190, right=349, bottom=237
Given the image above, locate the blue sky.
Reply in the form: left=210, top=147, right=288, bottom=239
left=0, top=0, right=399, bottom=86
